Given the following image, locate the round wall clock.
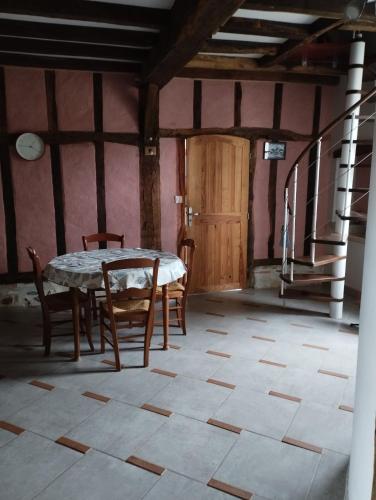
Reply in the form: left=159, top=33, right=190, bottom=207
left=15, top=133, right=45, bottom=161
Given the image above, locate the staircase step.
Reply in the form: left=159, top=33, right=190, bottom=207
left=290, top=255, right=345, bottom=267
left=335, top=210, right=367, bottom=224
left=310, top=233, right=346, bottom=246
left=280, top=274, right=345, bottom=285
left=337, top=187, right=369, bottom=193
left=279, top=289, right=343, bottom=302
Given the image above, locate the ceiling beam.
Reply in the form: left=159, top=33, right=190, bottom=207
left=179, top=66, right=339, bottom=85
left=0, top=53, right=141, bottom=73
left=201, top=39, right=278, bottom=56
left=0, top=37, right=149, bottom=62
left=240, top=1, right=376, bottom=21
left=260, top=18, right=346, bottom=67
left=0, top=0, right=168, bottom=29
left=220, top=17, right=310, bottom=40
left=141, top=0, right=246, bottom=87
left=0, top=19, right=158, bottom=47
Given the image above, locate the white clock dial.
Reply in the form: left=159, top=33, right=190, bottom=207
left=15, top=133, right=45, bottom=161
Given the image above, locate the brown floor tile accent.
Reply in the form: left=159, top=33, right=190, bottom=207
left=259, top=359, right=287, bottom=368
left=205, top=312, right=225, bottom=318
left=290, top=323, right=313, bottom=329
left=158, top=342, right=181, bottom=350
left=0, top=420, right=25, bottom=435
left=302, top=344, right=329, bottom=351
left=282, top=436, right=322, bottom=454
left=206, top=350, right=232, bottom=359
left=252, top=335, right=275, bottom=343
left=207, top=378, right=236, bottom=390
left=206, top=328, right=228, bottom=336
left=206, top=298, right=224, bottom=303
left=207, top=479, right=253, bottom=499
left=29, top=380, right=55, bottom=391
left=55, top=436, right=90, bottom=454
left=269, top=390, right=301, bottom=403
left=141, top=404, right=172, bottom=417
left=82, top=391, right=110, bottom=403
left=339, top=327, right=358, bottom=335
left=242, top=302, right=260, bottom=307
left=318, top=369, right=349, bottom=380
left=126, top=455, right=165, bottom=476
left=207, top=418, right=242, bottom=434
left=101, top=359, right=118, bottom=367
left=339, top=404, right=354, bottom=413
left=247, top=317, right=267, bottom=323
left=151, top=368, right=177, bottom=378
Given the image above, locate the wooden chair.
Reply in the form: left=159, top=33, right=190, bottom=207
left=157, top=239, right=196, bottom=336
left=82, top=232, right=125, bottom=320
left=99, top=258, right=160, bottom=371
left=26, top=247, right=94, bottom=356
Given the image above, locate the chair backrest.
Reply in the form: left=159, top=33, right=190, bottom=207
left=178, top=239, right=196, bottom=290
left=102, top=258, right=160, bottom=322
left=26, top=247, right=47, bottom=310
left=82, top=232, right=125, bottom=251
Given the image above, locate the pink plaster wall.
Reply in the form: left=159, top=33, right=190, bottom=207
left=0, top=175, right=6, bottom=273
left=160, top=78, right=193, bottom=129
left=280, top=83, right=315, bottom=135
left=241, top=81, right=274, bottom=128
left=11, top=148, right=57, bottom=271
left=61, top=143, right=97, bottom=252
left=102, top=74, right=138, bottom=133
left=5, top=67, right=48, bottom=132
left=160, top=138, right=179, bottom=253
left=104, top=143, right=140, bottom=248
left=55, top=71, right=94, bottom=131
left=253, top=141, right=270, bottom=259
left=201, top=80, right=234, bottom=128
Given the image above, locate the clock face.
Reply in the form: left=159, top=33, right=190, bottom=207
left=15, top=133, right=45, bottom=161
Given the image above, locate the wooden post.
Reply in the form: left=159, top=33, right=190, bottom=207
left=139, top=83, right=161, bottom=249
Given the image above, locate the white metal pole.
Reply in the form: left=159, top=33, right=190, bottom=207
left=290, top=164, right=298, bottom=282
left=330, top=34, right=364, bottom=319
left=281, top=187, right=289, bottom=296
left=347, top=103, right=376, bottom=500
left=310, top=138, right=322, bottom=263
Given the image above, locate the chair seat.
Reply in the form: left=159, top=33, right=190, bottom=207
left=101, top=299, right=150, bottom=317
left=157, top=282, right=185, bottom=294
left=45, top=290, right=89, bottom=312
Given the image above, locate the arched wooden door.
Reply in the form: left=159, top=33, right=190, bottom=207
left=186, top=135, right=250, bottom=292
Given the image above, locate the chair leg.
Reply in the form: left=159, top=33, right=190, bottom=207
left=84, top=303, right=94, bottom=352
left=99, top=310, right=105, bottom=354
left=144, top=315, right=154, bottom=367
left=110, top=319, right=121, bottom=371
left=90, top=290, right=98, bottom=321
left=181, top=299, right=187, bottom=336
left=43, top=314, right=52, bottom=355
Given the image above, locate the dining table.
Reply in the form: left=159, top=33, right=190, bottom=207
left=44, top=248, right=187, bottom=361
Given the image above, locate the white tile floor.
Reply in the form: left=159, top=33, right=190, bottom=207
left=0, top=288, right=359, bottom=499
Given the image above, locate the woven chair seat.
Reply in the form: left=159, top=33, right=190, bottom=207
left=102, top=299, right=150, bottom=317
left=157, top=282, right=185, bottom=294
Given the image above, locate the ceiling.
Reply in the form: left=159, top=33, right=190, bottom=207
left=0, top=0, right=375, bottom=86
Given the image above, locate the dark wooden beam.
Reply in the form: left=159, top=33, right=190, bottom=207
left=45, top=70, right=66, bottom=255
left=0, top=37, right=149, bottom=62
left=0, top=19, right=158, bottom=48
left=193, top=80, right=202, bottom=129
left=141, top=0, right=246, bottom=87
left=0, top=53, right=141, bottom=74
left=304, top=85, right=322, bottom=256
left=160, top=126, right=313, bottom=142
left=0, top=131, right=139, bottom=146
left=268, top=83, right=283, bottom=260
left=0, top=272, right=34, bottom=284
left=0, top=0, right=168, bottom=29
left=241, top=1, right=376, bottom=21
left=234, top=82, right=242, bottom=127
left=93, top=74, right=107, bottom=247
left=220, top=17, right=309, bottom=40
left=139, top=83, right=161, bottom=249
left=201, top=39, right=278, bottom=56
left=179, top=67, right=340, bottom=85
left=0, top=68, right=17, bottom=275
left=260, top=19, right=346, bottom=67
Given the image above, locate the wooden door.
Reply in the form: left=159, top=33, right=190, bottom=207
left=186, top=135, right=249, bottom=292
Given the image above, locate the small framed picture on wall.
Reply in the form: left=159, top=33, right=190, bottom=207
left=263, top=141, right=286, bottom=160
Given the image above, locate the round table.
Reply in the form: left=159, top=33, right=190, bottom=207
left=44, top=248, right=186, bottom=360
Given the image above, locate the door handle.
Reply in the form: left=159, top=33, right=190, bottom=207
left=187, top=207, right=200, bottom=226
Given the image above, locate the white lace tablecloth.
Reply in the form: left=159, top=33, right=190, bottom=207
left=44, top=248, right=186, bottom=290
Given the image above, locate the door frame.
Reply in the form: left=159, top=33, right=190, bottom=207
left=177, top=134, right=257, bottom=289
